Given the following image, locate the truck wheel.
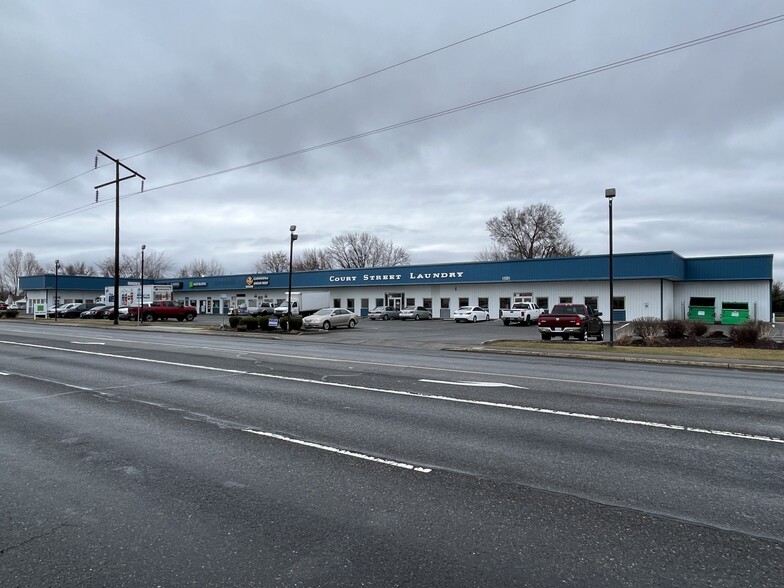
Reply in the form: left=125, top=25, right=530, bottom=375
left=144, top=313, right=155, bottom=322
left=541, top=333, right=551, bottom=341
left=524, top=316, right=531, bottom=326
left=348, top=319, right=356, bottom=329
left=185, top=313, right=195, bottom=321
left=503, top=319, right=510, bottom=326
left=322, top=320, right=331, bottom=330
left=597, top=329, right=604, bottom=341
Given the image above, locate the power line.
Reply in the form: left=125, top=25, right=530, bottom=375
left=1, top=13, right=781, bottom=237
left=0, top=1, right=576, bottom=211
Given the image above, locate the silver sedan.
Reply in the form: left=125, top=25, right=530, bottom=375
left=302, top=308, right=358, bottom=330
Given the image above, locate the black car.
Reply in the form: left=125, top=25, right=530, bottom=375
left=60, top=303, right=102, bottom=318
left=80, top=304, right=110, bottom=318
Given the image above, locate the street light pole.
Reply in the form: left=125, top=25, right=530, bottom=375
left=139, top=244, right=146, bottom=325
left=54, top=259, right=60, bottom=322
left=287, top=225, right=298, bottom=332
left=605, top=188, right=616, bottom=346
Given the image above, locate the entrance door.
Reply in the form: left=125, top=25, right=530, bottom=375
left=387, top=295, right=403, bottom=310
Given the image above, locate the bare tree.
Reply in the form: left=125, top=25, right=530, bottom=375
left=474, top=244, right=508, bottom=262
left=327, top=233, right=410, bottom=269
left=485, top=203, right=580, bottom=260
left=294, top=247, right=333, bottom=271
left=95, top=250, right=174, bottom=278
left=178, top=258, right=225, bottom=278
left=63, top=261, right=95, bottom=276
left=773, top=280, right=784, bottom=313
left=255, top=251, right=289, bottom=273
left=2, top=249, right=43, bottom=296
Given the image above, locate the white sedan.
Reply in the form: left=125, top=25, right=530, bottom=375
left=454, top=306, right=490, bottom=323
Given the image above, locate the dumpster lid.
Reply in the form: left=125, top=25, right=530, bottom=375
left=721, top=301, right=749, bottom=310
left=689, top=297, right=715, bottom=306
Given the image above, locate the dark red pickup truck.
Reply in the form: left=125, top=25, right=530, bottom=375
left=537, top=304, right=604, bottom=341
left=126, top=301, right=198, bottom=322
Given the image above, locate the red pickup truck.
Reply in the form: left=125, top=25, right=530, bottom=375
left=537, top=304, right=604, bottom=341
left=126, top=301, right=198, bottom=322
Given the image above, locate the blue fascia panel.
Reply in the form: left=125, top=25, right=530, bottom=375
left=684, top=254, right=773, bottom=281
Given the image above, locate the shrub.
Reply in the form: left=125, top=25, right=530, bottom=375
left=278, top=316, right=303, bottom=331
left=616, top=334, right=635, bottom=346
left=1, top=310, right=19, bottom=319
left=685, top=320, right=708, bottom=337
left=662, top=319, right=686, bottom=339
left=729, top=320, right=771, bottom=347
left=631, top=317, right=661, bottom=342
left=228, top=316, right=241, bottom=329
left=240, top=317, right=259, bottom=331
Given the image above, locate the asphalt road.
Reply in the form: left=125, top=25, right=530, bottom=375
left=1, top=320, right=783, bottom=586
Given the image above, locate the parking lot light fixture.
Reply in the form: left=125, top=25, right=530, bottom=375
left=288, top=225, right=298, bottom=332
left=140, top=244, right=146, bottom=325
left=605, top=188, right=616, bottom=347
left=54, top=259, right=60, bottom=321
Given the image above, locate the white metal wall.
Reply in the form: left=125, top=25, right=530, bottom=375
left=673, top=280, right=771, bottom=322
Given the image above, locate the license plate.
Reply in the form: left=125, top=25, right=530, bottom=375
left=554, top=327, right=562, bottom=331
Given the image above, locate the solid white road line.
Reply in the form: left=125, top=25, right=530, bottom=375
left=2, top=340, right=783, bottom=444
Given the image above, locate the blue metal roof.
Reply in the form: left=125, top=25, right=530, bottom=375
left=18, top=251, right=772, bottom=294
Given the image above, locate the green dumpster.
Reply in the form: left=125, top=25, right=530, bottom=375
left=688, top=297, right=715, bottom=323
left=720, top=302, right=750, bottom=325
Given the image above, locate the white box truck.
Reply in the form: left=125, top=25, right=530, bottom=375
left=274, top=291, right=330, bottom=317
left=99, top=284, right=173, bottom=306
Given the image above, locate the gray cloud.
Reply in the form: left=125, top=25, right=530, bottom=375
left=1, top=0, right=782, bottom=279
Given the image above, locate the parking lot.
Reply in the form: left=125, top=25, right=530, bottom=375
left=194, top=314, right=545, bottom=348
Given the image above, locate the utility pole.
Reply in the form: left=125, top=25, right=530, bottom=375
left=94, top=150, right=145, bottom=325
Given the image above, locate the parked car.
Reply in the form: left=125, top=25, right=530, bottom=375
left=50, top=302, right=79, bottom=315
left=368, top=305, right=400, bottom=321
left=454, top=306, right=490, bottom=323
left=0, top=302, right=7, bottom=311
left=60, top=303, right=102, bottom=318
left=302, top=308, right=358, bottom=330
left=102, top=306, right=127, bottom=320
left=399, top=306, right=432, bottom=321
left=80, top=304, right=110, bottom=318
left=248, top=302, right=275, bottom=317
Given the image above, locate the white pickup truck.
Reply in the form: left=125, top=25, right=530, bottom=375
left=501, top=302, right=544, bottom=326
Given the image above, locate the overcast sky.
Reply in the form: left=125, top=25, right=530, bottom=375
left=2, top=1, right=782, bottom=280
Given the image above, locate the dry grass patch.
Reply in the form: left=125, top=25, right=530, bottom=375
left=485, top=340, right=784, bottom=362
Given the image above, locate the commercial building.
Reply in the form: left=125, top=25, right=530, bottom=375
left=19, top=251, right=774, bottom=324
